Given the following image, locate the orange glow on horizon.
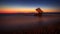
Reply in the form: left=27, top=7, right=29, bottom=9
left=0, top=7, right=59, bottom=13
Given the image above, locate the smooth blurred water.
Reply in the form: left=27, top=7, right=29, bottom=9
left=0, top=15, right=60, bottom=33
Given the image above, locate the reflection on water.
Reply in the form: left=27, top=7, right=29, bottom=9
left=0, top=15, right=60, bottom=34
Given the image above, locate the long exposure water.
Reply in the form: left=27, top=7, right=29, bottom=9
left=0, top=14, right=60, bottom=34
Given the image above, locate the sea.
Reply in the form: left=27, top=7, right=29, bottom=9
left=0, top=13, right=60, bottom=34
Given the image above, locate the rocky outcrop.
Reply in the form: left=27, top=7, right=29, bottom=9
left=35, top=8, right=43, bottom=16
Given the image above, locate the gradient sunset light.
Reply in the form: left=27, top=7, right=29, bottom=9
left=0, top=0, right=60, bottom=13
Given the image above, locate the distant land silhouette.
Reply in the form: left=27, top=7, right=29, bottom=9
left=0, top=12, right=60, bottom=16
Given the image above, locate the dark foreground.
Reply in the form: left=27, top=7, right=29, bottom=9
left=0, top=15, right=60, bottom=34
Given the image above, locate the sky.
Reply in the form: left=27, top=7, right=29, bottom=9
left=0, top=0, right=60, bottom=13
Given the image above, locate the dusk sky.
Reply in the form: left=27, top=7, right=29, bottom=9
left=0, top=0, right=60, bottom=13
